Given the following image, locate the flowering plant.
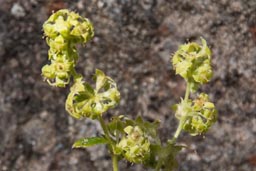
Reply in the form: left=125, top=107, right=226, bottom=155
left=42, top=9, right=217, bottom=171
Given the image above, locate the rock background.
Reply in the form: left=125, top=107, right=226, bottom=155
left=0, top=0, right=255, bottom=171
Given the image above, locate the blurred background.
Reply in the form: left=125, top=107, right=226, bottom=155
left=0, top=0, right=255, bottom=171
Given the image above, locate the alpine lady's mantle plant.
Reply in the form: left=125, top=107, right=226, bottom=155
left=42, top=9, right=217, bottom=171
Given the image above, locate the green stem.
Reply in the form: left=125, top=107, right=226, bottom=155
left=171, top=118, right=185, bottom=143
left=66, top=41, right=80, bottom=80
left=174, top=122, right=183, bottom=140
left=70, top=67, right=79, bottom=79
left=98, top=116, right=112, bottom=143
left=112, top=154, right=119, bottom=171
left=170, top=82, right=190, bottom=143
left=184, top=81, right=190, bottom=102
left=98, top=116, right=119, bottom=171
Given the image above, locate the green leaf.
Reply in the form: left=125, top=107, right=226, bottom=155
left=134, top=116, right=160, bottom=143
left=84, top=83, right=95, bottom=95
left=72, top=137, right=108, bottom=148
left=146, top=143, right=183, bottom=171
left=107, top=116, right=126, bottom=135
left=95, top=69, right=107, bottom=92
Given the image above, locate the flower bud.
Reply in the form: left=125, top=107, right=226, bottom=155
left=43, top=10, right=71, bottom=38
left=41, top=64, right=55, bottom=79
left=43, top=9, right=94, bottom=43
left=46, top=35, right=67, bottom=52
left=171, top=38, right=213, bottom=89
left=41, top=58, right=73, bottom=87
left=183, top=93, right=217, bottom=135
left=117, top=126, right=150, bottom=164
left=42, top=9, right=94, bottom=87
left=192, top=59, right=212, bottom=84
left=69, top=17, right=94, bottom=44
left=43, top=21, right=58, bottom=38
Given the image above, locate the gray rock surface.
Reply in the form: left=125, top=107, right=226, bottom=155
left=0, top=0, right=255, bottom=171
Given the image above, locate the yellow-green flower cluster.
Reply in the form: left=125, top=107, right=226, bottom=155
left=117, top=126, right=150, bottom=164
left=41, top=9, right=94, bottom=87
left=176, top=93, right=217, bottom=136
left=172, top=38, right=212, bottom=91
left=65, top=69, right=120, bottom=119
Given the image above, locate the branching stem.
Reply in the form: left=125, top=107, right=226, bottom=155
left=98, top=116, right=119, bottom=171
left=98, top=116, right=112, bottom=144
left=171, top=82, right=190, bottom=143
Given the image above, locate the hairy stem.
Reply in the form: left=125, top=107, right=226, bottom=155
left=98, top=116, right=119, bottom=171
left=98, top=116, right=112, bottom=144
left=112, top=154, right=119, bottom=171
left=184, top=82, right=190, bottom=102
left=171, top=118, right=185, bottom=143
left=171, top=82, right=190, bottom=143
